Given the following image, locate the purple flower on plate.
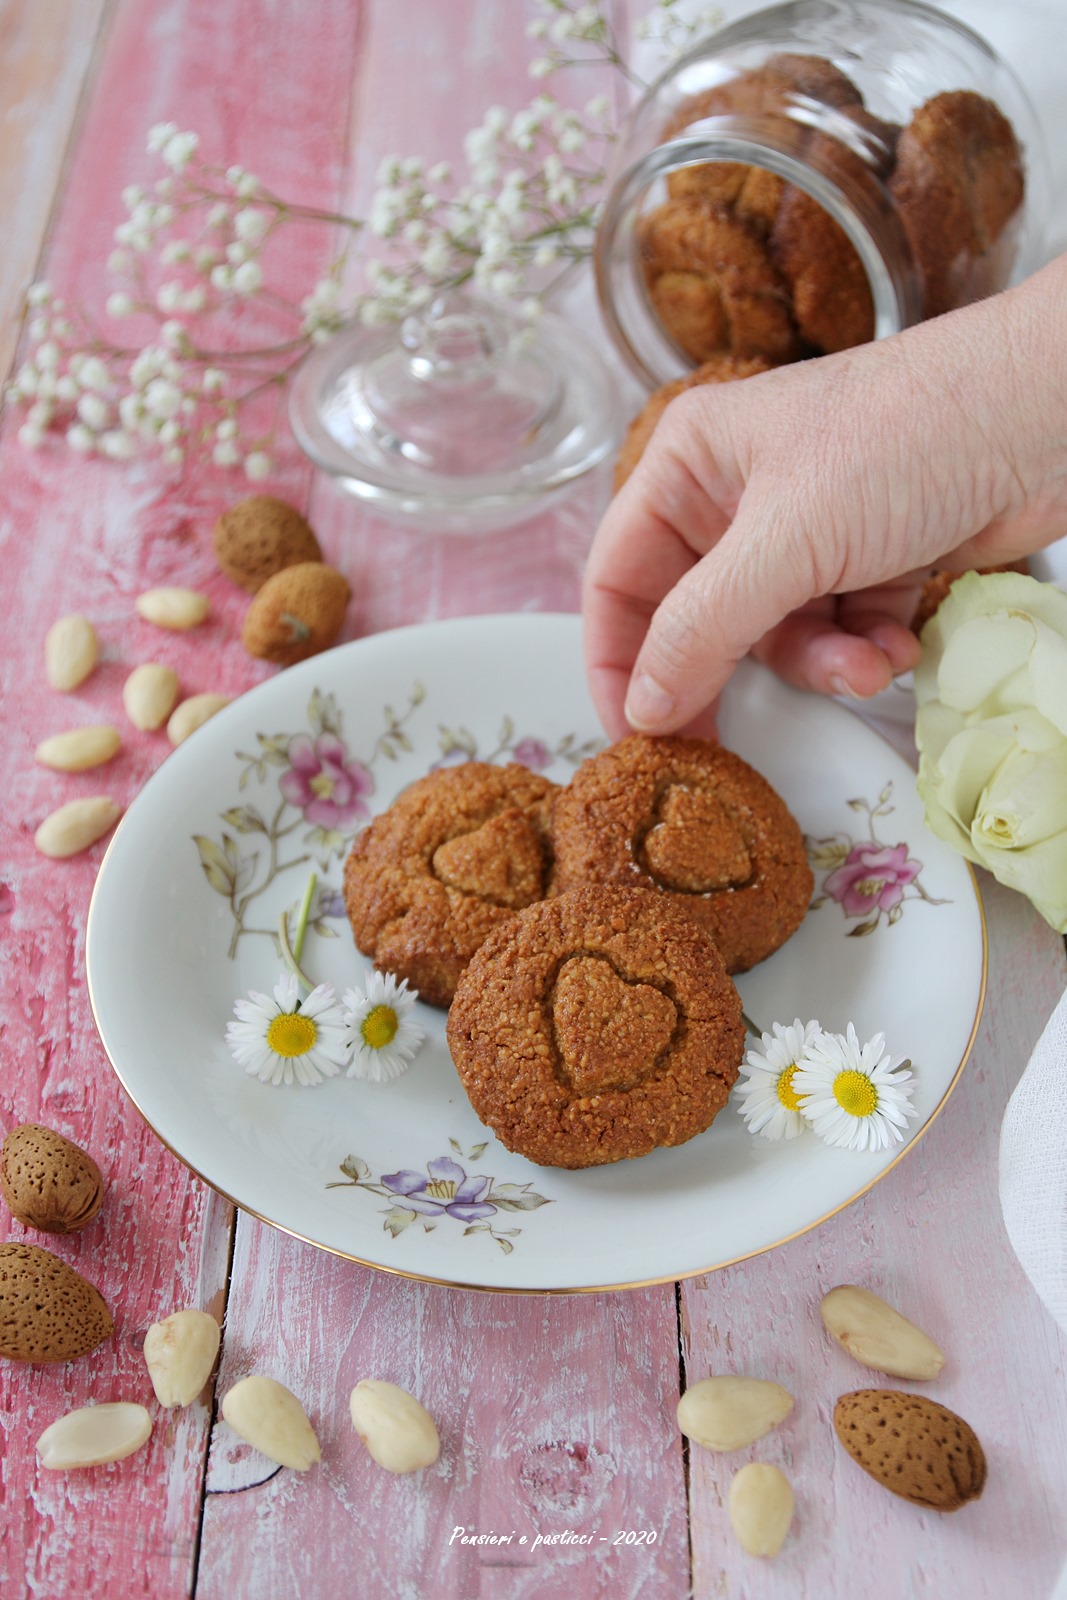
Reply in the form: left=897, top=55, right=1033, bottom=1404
left=824, top=841, right=922, bottom=918
left=381, top=1156, right=497, bottom=1222
left=511, top=736, right=552, bottom=771
left=279, top=732, right=374, bottom=829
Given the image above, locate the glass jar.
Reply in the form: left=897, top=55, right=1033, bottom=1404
left=595, top=0, right=1049, bottom=390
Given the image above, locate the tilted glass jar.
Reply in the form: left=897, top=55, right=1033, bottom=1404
left=595, top=0, right=1049, bottom=391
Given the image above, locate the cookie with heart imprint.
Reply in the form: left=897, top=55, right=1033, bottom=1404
left=446, top=885, right=744, bottom=1168
left=344, top=761, right=559, bottom=1008
left=551, top=735, right=813, bottom=974
left=833, top=1389, right=987, bottom=1511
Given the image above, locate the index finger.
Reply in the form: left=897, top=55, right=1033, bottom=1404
left=582, top=455, right=733, bottom=738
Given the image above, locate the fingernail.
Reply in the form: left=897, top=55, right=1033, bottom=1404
left=626, top=672, right=676, bottom=730
left=830, top=673, right=867, bottom=700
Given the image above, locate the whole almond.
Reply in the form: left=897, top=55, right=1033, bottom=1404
left=45, top=615, right=99, bottom=690
left=821, top=1285, right=945, bottom=1380
left=34, top=796, right=122, bottom=859
left=123, top=663, right=180, bottom=731
left=0, top=1124, right=104, bottom=1233
left=241, top=561, right=350, bottom=666
left=833, top=1389, right=987, bottom=1511
left=143, top=1309, right=221, bottom=1407
left=35, top=726, right=121, bottom=772
left=214, top=495, right=322, bottom=593
left=728, top=1462, right=794, bottom=1557
left=221, top=1375, right=320, bottom=1470
left=136, top=586, right=209, bottom=631
left=37, top=1402, right=151, bottom=1469
left=166, top=693, right=231, bottom=746
left=0, top=1241, right=113, bottom=1362
left=349, top=1380, right=440, bottom=1473
left=677, top=1375, right=794, bottom=1452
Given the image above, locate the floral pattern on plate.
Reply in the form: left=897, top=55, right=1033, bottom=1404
left=191, top=684, right=598, bottom=962
left=327, top=1143, right=552, bottom=1256
left=805, top=782, right=949, bottom=936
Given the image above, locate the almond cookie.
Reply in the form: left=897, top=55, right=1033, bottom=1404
left=550, top=736, right=812, bottom=974
left=213, top=495, right=322, bottom=593
left=614, top=352, right=772, bottom=493
left=344, top=762, right=558, bottom=1008
left=889, top=90, right=1024, bottom=318
left=447, top=885, right=744, bottom=1168
left=663, top=54, right=866, bottom=220
left=638, top=199, right=798, bottom=366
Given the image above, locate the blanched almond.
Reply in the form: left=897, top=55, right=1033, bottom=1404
left=166, top=692, right=230, bottom=745
left=820, top=1285, right=945, bottom=1380
left=221, top=1375, right=320, bottom=1470
left=728, top=1462, right=794, bottom=1557
left=136, top=586, right=209, bottom=630
left=36, top=1402, right=151, bottom=1469
left=34, top=796, right=122, bottom=858
left=35, top=725, right=121, bottom=772
left=45, top=615, right=99, bottom=690
left=123, top=663, right=180, bottom=731
left=677, top=1375, right=794, bottom=1452
left=350, top=1379, right=440, bottom=1473
left=143, top=1309, right=221, bottom=1407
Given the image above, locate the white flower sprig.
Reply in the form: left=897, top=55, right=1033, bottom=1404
left=6, top=0, right=719, bottom=476
left=736, top=1019, right=918, bottom=1152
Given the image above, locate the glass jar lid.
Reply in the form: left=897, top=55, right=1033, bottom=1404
left=289, top=291, right=621, bottom=534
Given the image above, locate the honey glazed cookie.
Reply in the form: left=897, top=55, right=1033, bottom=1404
left=343, top=761, right=558, bottom=1009
left=550, top=736, right=813, bottom=974
left=446, top=885, right=745, bottom=1169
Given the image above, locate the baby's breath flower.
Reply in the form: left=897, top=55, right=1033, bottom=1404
left=244, top=450, right=271, bottom=480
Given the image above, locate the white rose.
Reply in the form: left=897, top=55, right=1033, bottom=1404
left=915, top=571, right=1067, bottom=931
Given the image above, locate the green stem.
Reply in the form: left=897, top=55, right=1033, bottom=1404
left=293, top=871, right=318, bottom=964
left=741, top=1011, right=764, bottom=1040
left=278, top=911, right=315, bottom=992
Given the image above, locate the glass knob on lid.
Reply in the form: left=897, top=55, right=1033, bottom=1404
left=289, top=289, right=621, bottom=533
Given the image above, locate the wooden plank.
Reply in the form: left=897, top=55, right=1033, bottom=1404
left=199, top=1227, right=689, bottom=1598
left=195, top=5, right=690, bottom=1596
left=0, top=0, right=109, bottom=384
left=0, top=0, right=363, bottom=1595
left=683, top=874, right=1067, bottom=1598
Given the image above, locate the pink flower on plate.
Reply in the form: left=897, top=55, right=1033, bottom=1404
left=824, top=841, right=922, bottom=918
left=511, top=736, right=551, bottom=771
left=279, top=733, right=374, bottom=829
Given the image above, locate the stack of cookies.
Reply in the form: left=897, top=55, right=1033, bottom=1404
left=639, top=53, right=1024, bottom=370
left=343, top=736, right=813, bottom=1169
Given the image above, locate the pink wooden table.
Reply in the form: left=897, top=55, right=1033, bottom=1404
left=2, top=3, right=1065, bottom=1596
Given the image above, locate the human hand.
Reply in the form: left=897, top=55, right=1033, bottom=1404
left=583, top=254, right=1067, bottom=739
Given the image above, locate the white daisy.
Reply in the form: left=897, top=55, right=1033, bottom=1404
left=792, top=1023, right=917, bottom=1152
left=342, top=970, right=425, bottom=1082
left=735, top=1018, right=823, bottom=1140
left=226, top=972, right=349, bottom=1086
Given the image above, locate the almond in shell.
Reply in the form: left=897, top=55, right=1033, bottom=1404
left=0, top=1123, right=104, bottom=1233
left=213, top=495, right=322, bottom=593
left=833, top=1388, right=986, bottom=1511
left=0, top=1241, right=113, bottom=1362
left=241, top=562, right=350, bottom=665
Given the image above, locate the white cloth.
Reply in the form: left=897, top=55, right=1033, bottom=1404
left=1000, top=987, right=1067, bottom=1333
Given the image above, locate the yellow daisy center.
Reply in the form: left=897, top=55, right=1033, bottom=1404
left=776, top=1063, right=802, bottom=1110
left=833, top=1069, right=878, bottom=1118
left=266, top=1011, right=318, bottom=1057
left=361, top=1004, right=399, bottom=1050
